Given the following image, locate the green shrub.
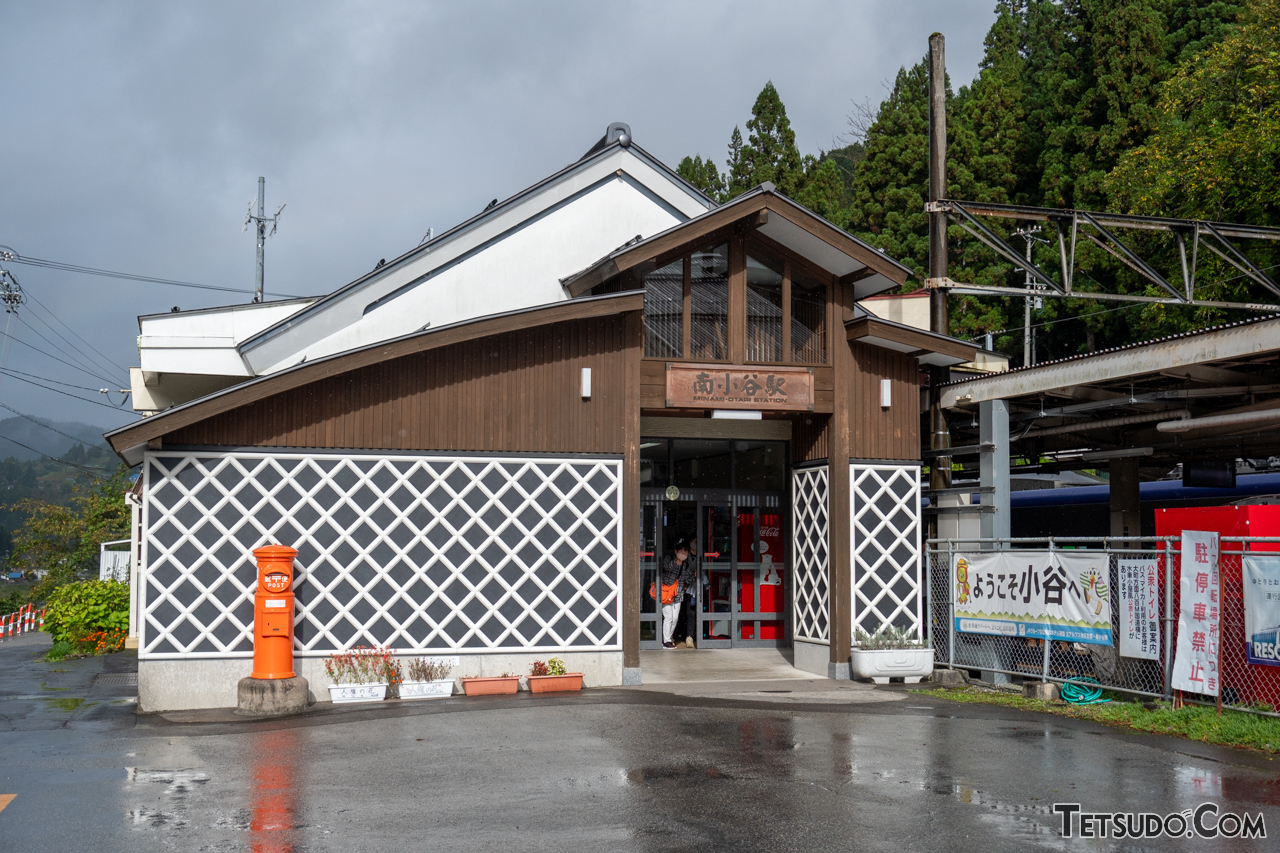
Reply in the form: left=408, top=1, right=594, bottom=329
left=0, top=590, right=25, bottom=618
left=45, top=640, right=75, bottom=662
left=42, top=579, right=129, bottom=644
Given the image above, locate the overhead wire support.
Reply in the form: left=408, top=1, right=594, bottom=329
left=0, top=243, right=301, bottom=299
left=924, top=200, right=1280, bottom=312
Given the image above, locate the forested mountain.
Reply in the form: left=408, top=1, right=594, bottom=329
left=678, top=0, right=1276, bottom=364
left=0, top=416, right=114, bottom=463
left=0, top=417, right=117, bottom=559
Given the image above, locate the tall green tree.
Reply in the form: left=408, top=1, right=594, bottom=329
left=740, top=81, right=806, bottom=196
left=946, top=0, right=1030, bottom=348
left=846, top=58, right=934, bottom=276
left=1105, top=0, right=1277, bottom=331
left=677, top=154, right=726, bottom=202
left=725, top=126, right=752, bottom=198
left=795, top=156, right=848, bottom=227
left=7, top=466, right=132, bottom=600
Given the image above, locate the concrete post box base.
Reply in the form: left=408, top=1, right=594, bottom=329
left=236, top=676, right=311, bottom=717
left=930, top=668, right=966, bottom=687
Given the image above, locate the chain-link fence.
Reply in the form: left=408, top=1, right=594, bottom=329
left=927, top=537, right=1280, bottom=718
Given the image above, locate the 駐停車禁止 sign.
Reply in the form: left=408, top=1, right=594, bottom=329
left=1172, top=530, right=1220, bottom=696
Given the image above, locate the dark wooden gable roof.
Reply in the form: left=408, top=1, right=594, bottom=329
left=561, top=183, right=913, bottom=299
left=108, top=291, right=643, bottom=463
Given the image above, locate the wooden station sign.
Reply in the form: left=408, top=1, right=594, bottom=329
left=665, top=363, right=814, bottom=411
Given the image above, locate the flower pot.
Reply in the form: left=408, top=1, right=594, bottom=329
left=460, top=676, right=520, bottom=696
left=327, top=682, right=388, bottom=703
left=528, top=673, right=584, bottom=693
left=850, top=648, right=935, bottom=684
left=399, top=679, right=454, bottom=700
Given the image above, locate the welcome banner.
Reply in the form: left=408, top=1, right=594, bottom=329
left=952, top=551, right=1112, bottom=645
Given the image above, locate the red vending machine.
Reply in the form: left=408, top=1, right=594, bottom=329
left=1155, top=506, right=1280, bottom=709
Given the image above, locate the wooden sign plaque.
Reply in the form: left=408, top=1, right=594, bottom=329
left=665, top=363, right=814, bottom=411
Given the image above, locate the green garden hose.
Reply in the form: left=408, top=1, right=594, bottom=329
left=1060, top=677, right=1110, bottom=705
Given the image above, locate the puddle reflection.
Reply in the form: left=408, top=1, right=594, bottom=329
left=251, top=728, right=300, bottom=853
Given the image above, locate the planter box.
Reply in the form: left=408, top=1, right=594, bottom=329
left=399, top=679, right=454, bottom=700
left=461, top=676, right=521, bottom=696
left=851, top=647, right=934, bottom=684
left=327, top=682, right=388, bottom=704
left=528, top=673, right=583, bottom=693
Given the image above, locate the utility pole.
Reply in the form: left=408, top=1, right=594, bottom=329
left=927, top=32, right=951, bottom=491
left=1012, top=225, right=1045, bottom=367
left=243, top=177, right=285, bottom=303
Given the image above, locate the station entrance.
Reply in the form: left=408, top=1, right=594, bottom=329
left=638, top=437, right=789, bottom=650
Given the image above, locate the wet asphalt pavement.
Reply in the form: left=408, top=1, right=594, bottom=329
left=2, top=632, right=1279, bottom=852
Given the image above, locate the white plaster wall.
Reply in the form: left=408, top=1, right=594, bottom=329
left=262, top=177, right=682, bottom=373
left=860, top=294, right=930, bottom=330
left=244, top=147, right=707, bottom=375
left=138, top=651, right=624, bottom=712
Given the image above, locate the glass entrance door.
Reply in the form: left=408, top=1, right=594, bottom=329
left=640, top=489, right=788, bottom=649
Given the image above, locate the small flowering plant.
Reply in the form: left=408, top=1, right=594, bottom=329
left=530, top=657, right=567, bottom=677
left=324, top=646, right=398, bottom=685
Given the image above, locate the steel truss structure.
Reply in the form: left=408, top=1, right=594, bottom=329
left=925, top=200, right=1280, bottom=312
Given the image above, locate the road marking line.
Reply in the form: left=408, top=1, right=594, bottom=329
left=0, top=794, right=15, bottom=814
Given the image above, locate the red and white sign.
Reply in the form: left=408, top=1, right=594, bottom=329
left=1172, top=530, right=1220, bottom=696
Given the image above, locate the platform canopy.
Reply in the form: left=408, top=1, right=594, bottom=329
left=938, top=314, right=1280, bottom=474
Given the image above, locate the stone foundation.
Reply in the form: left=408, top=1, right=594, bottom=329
left=139, top=651, right=624, bottom=712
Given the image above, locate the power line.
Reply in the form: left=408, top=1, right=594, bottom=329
left=0, top=248, right=302, bottom=299
left=0, top=367, right=106, bottom=394
left=0, top=433, right=105, bottom=476
left=0, top=368, right=133, bottom=411
left=21, top=303, right=123, bottom=382
left=23, top=290, right=128, bottom=373
left=0, top=326, right=118, bottom=385
left=11, top=317, right=120, bottom=385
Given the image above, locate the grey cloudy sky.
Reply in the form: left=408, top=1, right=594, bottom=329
left=0, top=0, right=996, bottom=438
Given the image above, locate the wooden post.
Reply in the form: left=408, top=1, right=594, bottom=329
left=927, top=31, right=952, bottom=492
left=828, top=288, right=854, bottom=677
left=622, top=309, right=643, bottom=682
left=728, top=233, right=747, bottom=364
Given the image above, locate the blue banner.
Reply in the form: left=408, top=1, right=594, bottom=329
left=1243, top=556, right=1280, bottom=668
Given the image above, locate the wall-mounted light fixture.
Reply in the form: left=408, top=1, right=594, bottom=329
left=880, top=379, right=892, bottom=409
left=581, top=367, right=592, bottom=399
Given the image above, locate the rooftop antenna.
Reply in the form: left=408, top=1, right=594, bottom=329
left=242, top=177, right=285, bottom=303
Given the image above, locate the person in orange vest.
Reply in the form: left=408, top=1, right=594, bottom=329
left=660, top=536, right=696, bottom=649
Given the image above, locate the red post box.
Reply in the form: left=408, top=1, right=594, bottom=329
left=251, top=545, right=298, bottom=680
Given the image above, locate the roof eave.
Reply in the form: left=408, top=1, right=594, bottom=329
left=107, top=290, right=645, bottom=461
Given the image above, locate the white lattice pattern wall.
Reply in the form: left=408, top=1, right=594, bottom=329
left=792, top=466, right=829, bottom=643
left=850, top=464, right=923, bottom=641
left=141, top=451, right=622, bottom=659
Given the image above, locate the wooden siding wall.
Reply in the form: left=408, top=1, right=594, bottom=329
left=166, top=316, right=632, bottom=454
left=792, top=414, right=830, bottom=463
left=847, top=343, right=919, bottom=460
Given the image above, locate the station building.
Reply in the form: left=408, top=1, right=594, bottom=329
left=108, top=125, right=976, bottom=710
